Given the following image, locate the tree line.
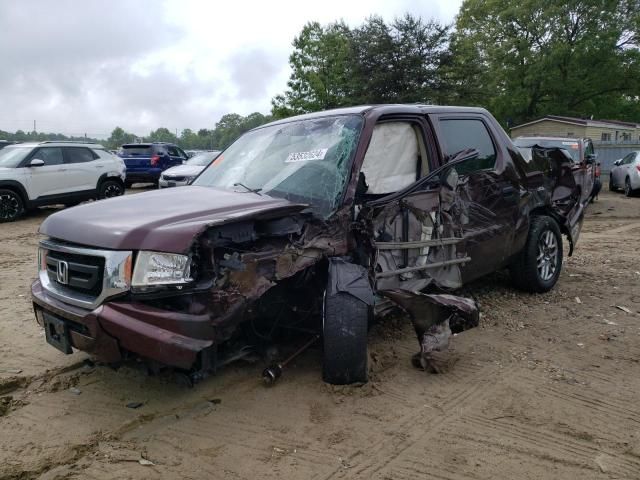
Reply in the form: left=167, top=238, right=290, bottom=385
left=3, top=0, right=639, bottom=150
left=0, top=112, right=271, bottom=151
left=104, top=112, right=271, bottom=150
left=272, top=0, right=640, bottom=126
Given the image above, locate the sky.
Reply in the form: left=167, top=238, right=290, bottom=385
left=0, top=0, right=462, bottom=138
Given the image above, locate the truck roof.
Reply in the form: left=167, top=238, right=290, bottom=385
left=261, top=104, right=492, bottom=128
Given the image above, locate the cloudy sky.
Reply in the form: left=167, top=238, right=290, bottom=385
left=0, top=0, right=462, bottom=138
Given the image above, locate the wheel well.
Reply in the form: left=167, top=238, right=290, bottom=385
left=0, top=183, right=28, bottom=205
left=97, top=176, right=124, bottom=190
left=530, top=206, right=565, bottom=234
left=530, top=206, right=558, bottom=221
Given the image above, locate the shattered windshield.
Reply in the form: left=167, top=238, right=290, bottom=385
left=193, top=115, right=363, bottom=217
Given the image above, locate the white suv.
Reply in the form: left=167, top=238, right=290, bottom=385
left=0, top=141, right=126, bottom=222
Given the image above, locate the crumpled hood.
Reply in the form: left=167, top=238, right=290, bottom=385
left=40, top=186, right=307, bottom=252
left=161, top=164, right=205, bottom=177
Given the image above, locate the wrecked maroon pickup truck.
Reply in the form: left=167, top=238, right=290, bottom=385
left=32, top=105, right=587, bottom=385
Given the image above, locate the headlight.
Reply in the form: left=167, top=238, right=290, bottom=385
left=132, top=251, right=192, bottom=287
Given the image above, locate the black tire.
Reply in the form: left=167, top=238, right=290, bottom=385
left=322, top=291, right=369, bottom=385
left=624, top=177, right=634, bottom=197
left=0, top=188, right=24, bottom=223
left=98, top=180, right=124, bottom=200
left=609, top=175, right=616, bottom=192
left=510, top=215, right=563, bottom=293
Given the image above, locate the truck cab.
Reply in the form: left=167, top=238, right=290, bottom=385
left=32, top=105, right=588, bottom=385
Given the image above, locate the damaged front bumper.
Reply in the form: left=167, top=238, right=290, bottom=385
left=31, top=280, right=213, bottom=370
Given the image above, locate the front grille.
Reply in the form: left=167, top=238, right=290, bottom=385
left=46, top=250, right=105, bottom=296
left=164, top=175, right=186, bottom=182
left=39, top=239, right=132, bottom=310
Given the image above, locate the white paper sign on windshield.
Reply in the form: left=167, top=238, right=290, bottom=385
left=285, top=148, right=328, bottom=163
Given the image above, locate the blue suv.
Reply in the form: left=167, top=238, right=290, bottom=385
left=118, top=142, right=189, bottom=187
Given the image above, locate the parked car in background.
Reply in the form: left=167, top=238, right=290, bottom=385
left=159, top=150, right=221, bottom=188
left=513, top=136, right=597, bottom=203
left=118, top=142, right=189, bottom=187
left=610, top=151, right=640, bottom=196
left=32, top=105, right=590, bottom=386
left=0, top=141, right=125, bottom=222
left=0, top=140, right=17, bottom=150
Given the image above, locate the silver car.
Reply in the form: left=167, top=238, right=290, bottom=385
left=159, top=150, right=221, bottom=188
left=610, top=151, right=640, bottom=196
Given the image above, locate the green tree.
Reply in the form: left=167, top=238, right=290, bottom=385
left=272, top=21, right=354, bottom=117
left=454, top=0, right=640, bottom=124
left=148, top=127, right=177, bottom=144
left=350, top=15, right=451, bottom=104
left=106, top=127, right=137, bottom=149
left=213, top=112, right=271, bottom=149
left=271, top=15, right=452, bottom=117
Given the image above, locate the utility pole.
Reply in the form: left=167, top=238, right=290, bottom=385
left=33, top=120, right=36, bottom=133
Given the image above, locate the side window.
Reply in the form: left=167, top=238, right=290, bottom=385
left=167, top=146, right=180, bottom=157
left=359, top=122, right=427, bottom=195
left=33, top=147, right=64, bottom=166
left=439, top=119, right=497, bottom=174
left=154, top=146, right=167, bottom=156
left=64, top=147, right=97, bottom=164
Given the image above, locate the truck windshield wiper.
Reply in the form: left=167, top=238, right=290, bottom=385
left=233, top=182, right=262, bottom=195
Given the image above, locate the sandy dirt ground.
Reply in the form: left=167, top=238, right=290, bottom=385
left=1, top=184, right=640, bottom=480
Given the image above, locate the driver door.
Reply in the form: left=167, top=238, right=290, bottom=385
left=357, top=118, right=460, bottom=292
left=25, top=147, right=73, bottom=199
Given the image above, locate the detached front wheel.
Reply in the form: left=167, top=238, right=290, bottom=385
left=322, top=290, right=369, bottom=385
left=510, top=215, right=563, bottom=293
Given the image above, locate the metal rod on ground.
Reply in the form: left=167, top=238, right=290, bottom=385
left=262, top=334, right=320, bottom=386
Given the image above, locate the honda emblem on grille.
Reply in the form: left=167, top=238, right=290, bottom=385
left=56, top=260, right=69, bottom=285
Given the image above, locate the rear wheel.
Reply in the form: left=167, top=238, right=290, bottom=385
left=0, top=189, right=24, bottom=223
left=510, top=215, right=563, bottom=293
left=625, top=177, right=634, bottom=197
left=322, top=290, right=369, bottom=385
left=609, top=175, right=616, bottom=192
left=98, top=180, right=124, bottom=199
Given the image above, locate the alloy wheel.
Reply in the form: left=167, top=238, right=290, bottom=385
left=536, top=230, right=558, bottom=281
left=104, top=183, right=123, bottom=198
left=0, top=192, right=20, bottom=221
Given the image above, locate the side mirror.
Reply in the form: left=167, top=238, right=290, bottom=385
left=614, top=159, right=622, bottom=166
left=29, top=159, right=45, bottom=167
left=585, top=153, right=597, bottom=164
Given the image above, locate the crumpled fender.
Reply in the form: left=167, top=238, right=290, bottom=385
left=327, top=257, right=374, bottom=306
